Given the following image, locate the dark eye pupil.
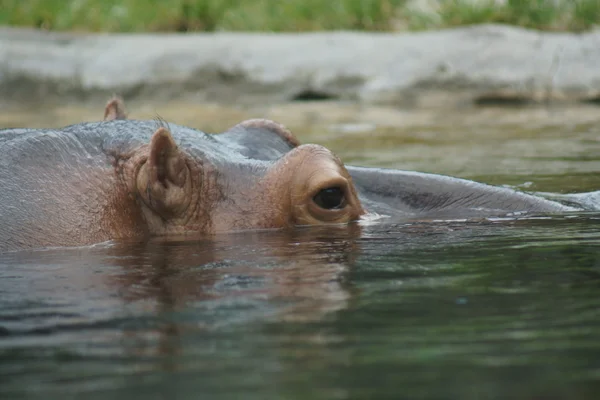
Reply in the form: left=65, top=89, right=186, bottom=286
left=313, top=187, right=345, bottom=210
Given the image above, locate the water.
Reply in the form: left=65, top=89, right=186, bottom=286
left=1, top=103, right=600, bottom=399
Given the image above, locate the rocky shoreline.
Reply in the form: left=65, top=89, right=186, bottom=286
left=1, top=24, right=599, bottom=108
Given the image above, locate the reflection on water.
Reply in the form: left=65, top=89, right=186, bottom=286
left=1, top=218, right=600, bottom=400
left=1, top=102, right=600, bottom=399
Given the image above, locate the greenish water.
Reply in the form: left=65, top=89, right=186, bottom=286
left=2, top=218, right=600, bottom=399
left=1, top=104, right=600, bottom=399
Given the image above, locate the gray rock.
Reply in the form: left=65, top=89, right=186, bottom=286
left=1, top=24, right=599, bottom=107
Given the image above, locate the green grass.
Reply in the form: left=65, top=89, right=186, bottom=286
left=0, top=0, right=598, bottom=33
left=410, top=0, right=599, bottom=32
left=0, top=0, right=407, bottom=32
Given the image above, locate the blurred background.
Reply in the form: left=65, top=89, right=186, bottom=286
left=0, top=0, right=599, bottom=185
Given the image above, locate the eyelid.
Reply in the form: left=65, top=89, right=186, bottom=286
left=307, top=176, right=349, bottom=199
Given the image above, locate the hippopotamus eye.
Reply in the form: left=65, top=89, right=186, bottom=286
left=313, top=187, right=346, bottom=210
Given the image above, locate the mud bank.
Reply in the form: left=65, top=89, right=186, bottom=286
left=1, top=24, right=599, bottom=107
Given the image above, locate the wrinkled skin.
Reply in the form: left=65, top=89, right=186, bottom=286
left=0, top=98, right=594, bottom=252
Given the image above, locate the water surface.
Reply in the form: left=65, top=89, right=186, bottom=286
left=1, top=103, right=600, bottom=399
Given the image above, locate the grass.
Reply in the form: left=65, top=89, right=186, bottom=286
left=0, top=0, right=598, bottom=33
left=410, top=0, right=600, bottom=32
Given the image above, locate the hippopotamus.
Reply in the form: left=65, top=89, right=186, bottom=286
left=0, top=98, right=594, bottom=252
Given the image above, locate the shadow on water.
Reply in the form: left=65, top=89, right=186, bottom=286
left=1, top=102, right=600, bottom=399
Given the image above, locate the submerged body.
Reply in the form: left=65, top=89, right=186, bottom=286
left=0, top=100, right=587, bottom=252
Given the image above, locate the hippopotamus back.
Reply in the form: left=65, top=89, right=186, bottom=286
left=0, top=124, right=136, bottom=250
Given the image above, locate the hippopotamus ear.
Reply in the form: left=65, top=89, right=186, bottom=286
left=103, top=96, right=128, bottom=121
left=136, top=127, right=190, bottom=217
left=217, top=119, right=300, bottom=161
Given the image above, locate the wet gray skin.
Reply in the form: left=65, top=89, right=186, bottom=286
left=218, top=119, right=587, bottom=219
left=0, top=117, right=594, bottom=253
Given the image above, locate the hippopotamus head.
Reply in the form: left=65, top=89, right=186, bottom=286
left=97, top=98, right=365, bottom=237
left=120, top=120, right=364, bottom=235
left=99, top=97, right=579, bottom=239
